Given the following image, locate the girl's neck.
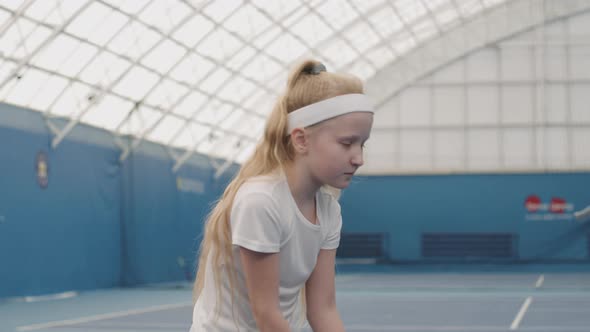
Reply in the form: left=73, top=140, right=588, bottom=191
left=283, top=162, right=320, bottom=205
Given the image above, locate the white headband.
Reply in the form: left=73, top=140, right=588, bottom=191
left=286, top=93, right=374, bottom=136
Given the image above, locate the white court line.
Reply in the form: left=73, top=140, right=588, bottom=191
left=535, top=274, right=544, bottom=288
left=16, top=302, right=192, bottom=331
left=510, top=296, right=533, bottom=330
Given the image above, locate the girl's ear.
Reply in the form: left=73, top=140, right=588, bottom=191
left=290, top=128, right=308, bottom=154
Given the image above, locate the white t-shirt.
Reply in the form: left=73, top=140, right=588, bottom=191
left=190, top=172, right=342, bottom=331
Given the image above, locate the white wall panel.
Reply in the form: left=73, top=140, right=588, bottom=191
left=502, top=85, right=533, bottom=124
left=434, top=87, right=464, bottom=126
left=571, top=84, right=590, bottom=123
left=572, top=129, right=590, bottom=167
left=503, top=128, right=533, bottom=168
left=373, top=97, right=399, bottom=128
left=467, top=129, right=500, bottom=170
left=569, top=46, right=590, bottom=80
left=363, top=130, right=397, bottom=173
left=546, top=84, right=567, bottom=123
left=467, top=48, right=498, bottom=82
left=468, top=86, right=498, bottom=125
left=399, top=87, right=430, bottom=126
left=399, top=130, right=431, bottom=170
left=501, top=47, right=533, bottom=81
left=432, top=60, right=464, bottom=82
left=543, top=127, right=569, bottom=169
left=434, top=130, right=463, bottom=169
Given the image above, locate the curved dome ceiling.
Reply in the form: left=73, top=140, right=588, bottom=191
left=0, top=0, right=507, bottom=168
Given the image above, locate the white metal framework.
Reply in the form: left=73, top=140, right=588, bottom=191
left=363, top=0, right=590, bottom=174
left=3, top=0, right=585, bottom=176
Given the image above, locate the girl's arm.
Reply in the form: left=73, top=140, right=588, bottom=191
left=305, top=248, right=345, bottom=332
left=239, top=247, right=291, bottom=332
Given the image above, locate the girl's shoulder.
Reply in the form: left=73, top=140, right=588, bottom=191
left=235, top=172, right=286, bottom=201
left=318, top=187, right=342, bottom=217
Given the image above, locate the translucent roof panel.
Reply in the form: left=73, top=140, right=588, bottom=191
left=0, top=0, right=507, bottom=167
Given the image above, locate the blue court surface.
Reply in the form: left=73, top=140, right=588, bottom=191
left=2, top=266, right=590, bottom=332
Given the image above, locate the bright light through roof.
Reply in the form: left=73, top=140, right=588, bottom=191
left=0, top=0, right=507, bottom=165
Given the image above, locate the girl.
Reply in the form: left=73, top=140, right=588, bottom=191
left=190, top=59, right=374, bottom=332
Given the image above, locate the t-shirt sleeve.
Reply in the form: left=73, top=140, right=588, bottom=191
left=230, top=192, right=282, bottom=253
left=322, top=199, right=343, bottom=250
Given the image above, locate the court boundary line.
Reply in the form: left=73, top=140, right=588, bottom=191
left=16, top=302, right=192, bottom=331
left=510, top=296, right=533, bottom=330
left=535, top=275, right=544, bottom=288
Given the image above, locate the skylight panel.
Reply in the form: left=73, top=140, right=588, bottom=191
left=368, top=6, right=403, bottom=39
left=141, top=39, right=186, bottom=75
left=290, top=12, right=332, bottom=46
left=202, top=0, right=243, bottom=23
left=240, top=54, right=282, bottom=82
left=0, top=17, right=52, bottom=59
left=195, top=102, right=232, bottom=125
left=111, top=65, right=159, bottom=100
left=458, top=0, right=483, bottom=18
left=224, top=4, right=272, bottom=41
left=137, top=0, right=192, bottom=34
left=168, top=125, right=196, bottom=150
left=0, top=60, right=17, bottom=93
left=65, top=1, right=112, bottom=41
left=226, top=46, right=257, bottom=72
left=250, top=0, right=299, bottom=20
left=101, top=0, right=150, bottom=16
left=366, top=46, right=396, bottom=68
left=172, top=91, right=208, bottom=118
left=25, top=0, right=62, bottom=26
left=144, top=78, right=189, bottom=109
left=171, top=14, right=214, bottom=48
left=147, top=113, right=185, bottom=143
left=265, top=33, right=306, bottom=63
left=4, top=68, right=48, bottom=106
left=118, top=105, right=161, bottom=136
left=218, top=76, right=256, bottom=104
left=195, top=28, right=243, bottom=59
left=48, top=81, right=93, bottom=117
left=85, top=9, right=128, bottom=47
left=435, top=4, right=461, bottom=27
left=198, top=67, right=232, bottom=94
left=313, top=1, right=356, bottom=31
left=0, top=8, right=9, bottom=26
left=55, top=41, right=97, bottom=77
left=82, top=94, right=133, bottom=131
left=169, top=53, right=215, bottom=86
left=79, top=51, right=131, bottom=87
left=31, top=34, right=79, bottom=71
left=1, top=0, right=27, bottom=11
left=106, top=20, right=160, bottom=59
left=344, top=22, right=381, bottom=53
left=413, top=18, right=438, bottom=42
left=320, top=39, right=356, bottom=65
left=28, top=74, right=69, bottom=110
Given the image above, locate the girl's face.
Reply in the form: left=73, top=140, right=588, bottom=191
left=305, top=111, right=373, bottom=189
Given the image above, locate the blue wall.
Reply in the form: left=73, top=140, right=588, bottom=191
left=1, top=104, right=588, bottom=298
left=0, top=110, right=122, bottom=298
left=0, top=105, right=237, bottom=298
left=340, top=174, right=590, bottom=262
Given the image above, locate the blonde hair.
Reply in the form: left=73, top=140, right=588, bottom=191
left=192, top=59, right=363, bottom=324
